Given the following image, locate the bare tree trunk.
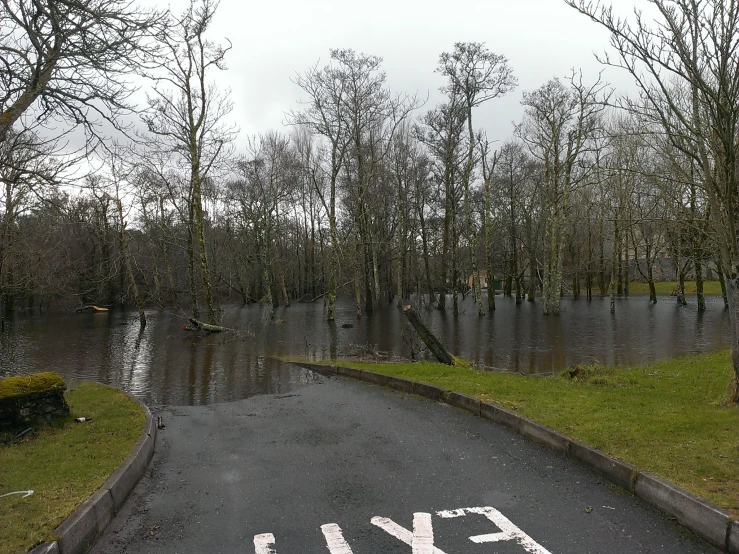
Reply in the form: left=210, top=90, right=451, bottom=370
left=647, top=246, right=657, bottom=304
left=527, top=224, right=537, bottom=302
left=417, top=191, right=435, bottom=305
left=717, top=261, right=729, bottom=309
left=354, top=230, right=362, bottom=318
left=437, top=185, right=450, bottom=310
left=695, top=258, right=705, bottom=311
left=277, top=262, right=290, bottom=307
left=116, top=197, right=146, bottom=329
left=397, top=173, right=405, bottom=307
left=542, top=237, right=552, bottom=314
left=187, top=217, right=200, bottom=320
left=464, top=182, right=484, bottom=316
left=599, top=218, right=607, bottom=296
left=623, top=226, right=629, bottom=297
left=260, top=230, right=274, bottom=319
left=193, top=181, right=216, bottom=323
left=403, top=305, right=453, bottom=365
left=484, top=173, right=496, bottom=312
left=610, top=221, right=617, bottom=314
left=452, top=203, right=459, bottom=314
left=327, top=215, right=339, bottom=322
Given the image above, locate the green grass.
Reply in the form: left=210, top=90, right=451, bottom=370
left=303, top=353, right=739, bottom=515
left=628, top=280, right=723, bottom=295
left=0, top=382, right=145, bottom=553
left=0, top=373, right=65, bottom=400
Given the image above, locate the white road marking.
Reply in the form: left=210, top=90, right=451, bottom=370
left=254, top=533, right=276, bottom=554
left=321, top=523, right=354, bottom=554
left=370, top=515, right=447, bottom=554
left=412, top=513, right=434, bottom=554
left=437, top=507, right=552, bottom=554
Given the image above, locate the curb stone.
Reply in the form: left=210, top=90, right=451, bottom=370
left=635, top=472, right=733, bottom=550
left=359, top=371, right=388, bottom=387
left=480, top=401, right=522, bottom=432
left=413, top=382, right=448, bottom=402
left=28, top=390, right=155, bottom=554
left=445, top=392, right=481, bottom=416
left=385, top=375, right=415, bottom=394
left=293, top=362, right=737, bottom=552
left=568, top=440, right=637, bottom=491
left=728, top=520, right=739, bottom=554
left=28, top=542, right=60, bottom=554
left=294, top=362, right=336, bottom=377
left=518, top=417, right=570, bottom=454
left=336, top=366, right=363, bottom=380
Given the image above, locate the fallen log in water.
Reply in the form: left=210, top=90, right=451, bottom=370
left=75, top=305, right=109, bottom=313
left=402, top=305, right=454, bottom=365
left=182, top=317, right=233, bottom=333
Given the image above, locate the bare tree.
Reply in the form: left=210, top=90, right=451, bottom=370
left=566, top=0, right=739, bottom=399
left=437, top=42, right=517, bottom=315
left=0, top=129, right=68, bottom=311
left=0, top=0, right=162, bottom=144
left=516, top=73, right=608, bottom=315
left=142, top=0, right=235, bottom=324
left=287, top=54, right=352, bottom=321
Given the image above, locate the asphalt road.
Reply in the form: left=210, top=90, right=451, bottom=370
left=91, top=367, right=720, bottom=554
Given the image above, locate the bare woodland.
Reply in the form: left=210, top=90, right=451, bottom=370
left=1, top=0, right=738, bottom=400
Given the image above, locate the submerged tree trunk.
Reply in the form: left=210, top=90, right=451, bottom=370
left=610, top=222, right=617, bottom=314
left=437, top=188, right=450, bottom=310
left=484, top=171, right=496, bottom=312
left=717, top=261, right=729, bottom=309
left=116, top=198, right=146, bottom=329
left=465, top=179, right=484, bottom=316
left=186, top=218, right=200, bottom=321
left=403, top=305, right=453, bottom=365
left=417, top=193, right=435, bottom=305
left=397, top=172, right=405, bottom=307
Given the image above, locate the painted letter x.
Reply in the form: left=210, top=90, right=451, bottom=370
left=371, top=513, right=446, bottom=554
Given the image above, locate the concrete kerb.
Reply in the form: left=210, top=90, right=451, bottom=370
left=568, top=440, right=637, bottom=492
left=336, top=365, right=363, bottom=380
left=635, top=472, right=734, bottom=550
left=293, top=361, right=737, bottom=552
left=728, top=520, right=739, bottom=554
left=359, top=370, right=389, bottom=387
left=445, top=392, right=481, bottom=416
left=480, top=401, right=522, bottom=432
left=28, top=542, right=60, bottom=554
left=413, top=382, right=448, bottom=402
left=294, top=362, right=337, bottom=377
left=28, top=390, right=155, bottom=554
left=518, top=417, right=571, bottom=454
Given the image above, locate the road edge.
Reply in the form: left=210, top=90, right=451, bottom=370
left=293, top=361, right=738, bottom=553
left=28, top=390, right=156, bottom=554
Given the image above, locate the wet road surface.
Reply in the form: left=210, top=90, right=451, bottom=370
left=91, top=368, right=719, bottom=554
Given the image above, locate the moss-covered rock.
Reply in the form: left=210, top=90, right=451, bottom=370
left=0, top=372, right=69, bottom=428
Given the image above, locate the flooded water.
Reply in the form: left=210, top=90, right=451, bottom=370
left=0, top=295, right=730, bottom=406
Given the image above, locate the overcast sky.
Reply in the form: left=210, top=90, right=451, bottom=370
left=162, top=0, right=644, bottom=151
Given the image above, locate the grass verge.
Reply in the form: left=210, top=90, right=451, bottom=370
left=0, top=382, right=145, bottom=553
left=300, top=352, right=739, bottom=515
left=628, top=280, right=723, bottom=295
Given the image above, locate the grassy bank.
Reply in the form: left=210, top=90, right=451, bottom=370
left=628, top=280, right=723, bottom=295
left=0, top=382, right=145, bottom=553
left=304, top=352, right=738, bottom=515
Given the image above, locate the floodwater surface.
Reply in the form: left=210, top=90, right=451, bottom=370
left=0, top=294, right=730, bottom=406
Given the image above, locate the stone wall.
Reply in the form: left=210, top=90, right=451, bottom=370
left=0, top=373, right=70, bottom=429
